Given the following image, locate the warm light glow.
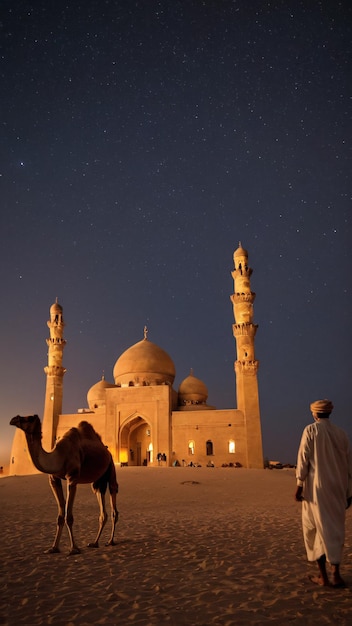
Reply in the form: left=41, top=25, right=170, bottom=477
left=229, top=440, right=235, bottom=453
left=120, top=449, right=128, bottom=463
left=188, top=440, right=195, bottom=455
left=148, top=442, right=153, bottom=463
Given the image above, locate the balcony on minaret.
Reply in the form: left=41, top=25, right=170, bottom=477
left=235, top=360, right=259, bottom=375
left=230, top=292, right=255, bottom=325
left=47, top=336, right=66, bottom=346
left=232, top=323, right=258, bottom=338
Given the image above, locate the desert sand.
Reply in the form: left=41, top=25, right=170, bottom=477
left=1, top=467, right=352, bottom=625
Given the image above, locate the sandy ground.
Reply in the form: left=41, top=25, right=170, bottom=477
left=1, top=467, right=352, bottom=626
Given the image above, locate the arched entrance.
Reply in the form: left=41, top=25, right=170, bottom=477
left=119, top=415, right=152, bottom=466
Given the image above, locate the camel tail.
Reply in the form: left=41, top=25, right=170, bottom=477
left=108, top=457, right=118, bottom=495
left=92, top=456, right=118, bottom=495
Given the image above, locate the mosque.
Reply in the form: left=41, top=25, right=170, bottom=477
left=9, top=243, right=264, bottom=474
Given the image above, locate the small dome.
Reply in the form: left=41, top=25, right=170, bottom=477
left=50, top=299, right=63, bottom=314
left=178, top=370, right=208, bottom=403
left=234, top=242, right=248, bottom=258
left=113, top=338, right=175, bottom=386
left=87, top=376, right=116, bottom=410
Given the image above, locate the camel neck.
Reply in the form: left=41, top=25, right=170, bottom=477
left=25, top=433, right=63, bottom=475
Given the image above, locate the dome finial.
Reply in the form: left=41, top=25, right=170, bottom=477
left=143, top=325, right=148, bottom=340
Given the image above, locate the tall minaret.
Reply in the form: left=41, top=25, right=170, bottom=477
left=230, top=243, right=263, bottom=468
left=41, top=299, right=66, bottom=450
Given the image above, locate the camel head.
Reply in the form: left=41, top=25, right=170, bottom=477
left=10, top=414, right=42, bottom=435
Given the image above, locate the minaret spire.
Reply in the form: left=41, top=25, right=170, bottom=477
left=42, top=300, right=67, bottom=449
left=230, top=244, right=263, bottom=468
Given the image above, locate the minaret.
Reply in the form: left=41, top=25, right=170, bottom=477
left=230, top=243, right=263, bottom=468
left=41, top=299, right=66, bottom=450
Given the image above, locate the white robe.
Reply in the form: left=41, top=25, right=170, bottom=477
left=296, top=419, right=352, bottom=564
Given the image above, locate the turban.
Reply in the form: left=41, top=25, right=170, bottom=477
left=310, top=399, right=334, bottom=414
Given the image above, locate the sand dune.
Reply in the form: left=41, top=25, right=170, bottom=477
left=1, top=467, right=352, bottom=625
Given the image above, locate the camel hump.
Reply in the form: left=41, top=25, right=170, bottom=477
left=77, top=421, right=103, bottom=441
left=62, top=426, right=81, bottom=443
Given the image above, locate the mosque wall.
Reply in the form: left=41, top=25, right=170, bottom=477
left=51, top=397, right=249, bottom=469
left=171, top=409, right=247, bottom=467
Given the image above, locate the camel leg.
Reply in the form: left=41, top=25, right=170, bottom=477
left=106, top=491, right=119, bottom=546
left=87, top=490, right=108, bottom=548
left=45, top=475, right=65, bottom=554
left=106, top=458, right=119, bottom=546
left=65, top=482, right=81, bottom=555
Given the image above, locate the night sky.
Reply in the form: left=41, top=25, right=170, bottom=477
left=1, top=1, right=351, bottom=466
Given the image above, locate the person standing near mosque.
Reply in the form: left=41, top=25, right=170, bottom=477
left=295, top=399, right=352, bottom=587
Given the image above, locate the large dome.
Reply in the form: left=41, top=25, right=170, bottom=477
left=87, top=376, right=116, bottom=410
left=113, top=338, right=176, bottom=386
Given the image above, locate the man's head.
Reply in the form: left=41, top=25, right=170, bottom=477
left=310, top=399, right=333, bottom=420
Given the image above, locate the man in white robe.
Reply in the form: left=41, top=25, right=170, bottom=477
left=295, top=399, right=352, bottom=587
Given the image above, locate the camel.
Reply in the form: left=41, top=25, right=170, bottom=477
left=10, top=415, right=118, bottom=555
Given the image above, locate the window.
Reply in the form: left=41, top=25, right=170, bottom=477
left=188, top=440, right=195, bottom=455
left=206, top=440, right=213, bottom=456
left=229, top=440, right=235, bottom=454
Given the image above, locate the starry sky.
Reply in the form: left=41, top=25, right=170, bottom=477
left=1, top=0, right=351, bottom=466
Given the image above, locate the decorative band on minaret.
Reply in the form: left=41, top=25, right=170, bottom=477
left=42, top=299, right=66, bottom=450
left=230, top=243, right=263, bottom=468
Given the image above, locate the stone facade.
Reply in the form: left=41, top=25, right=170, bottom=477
left=9, top=244, right=264, bottom=474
